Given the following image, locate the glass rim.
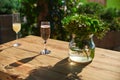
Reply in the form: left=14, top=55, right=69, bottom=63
left=12, top=13, right=21, bottom=23
left=41, top=21, right=50, bottom=24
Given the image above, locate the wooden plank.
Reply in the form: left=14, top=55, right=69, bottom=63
left=79, top=48, right=120, bottom=80
left=0, top=35, right=120, bottom=80
left=0, top=36, right=69, bottom=79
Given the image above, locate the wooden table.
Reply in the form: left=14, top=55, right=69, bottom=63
left=0, top=35, right=120, bottom=80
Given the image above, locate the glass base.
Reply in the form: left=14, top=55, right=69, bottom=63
left=40, top=49, right=51, bottom=55
left=13, top=43, right=21, bottom=47
left=69, top=56, right=92, bottom=63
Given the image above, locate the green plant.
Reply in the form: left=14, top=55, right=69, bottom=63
left=78, top=2, right=104, bottom=16
left=0, top=0, right=14, bottom=14
left=49, top=0, right=67, bottom=40
left=20, top=0, right=39, bottom=37
left=62, top=0, right=120, bottom=42
left=110, top=17, right=120, bottom=31
left=62, top=0, right=109, bottom=40
left=20, top=0, right=67, bottom=40
left=100, top=8, right=120, bottom=31
left=65, top=1, right=104, bottom=16
left=0, top=0, right=21, bottom=14
left=62, top=14, right=109, bottom=40
left=12, top=0, right=21, bottom=13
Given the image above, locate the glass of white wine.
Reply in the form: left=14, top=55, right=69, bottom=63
left=12, top=13, right=21, bottom=47
left=40, top=21, right=51, bottom=54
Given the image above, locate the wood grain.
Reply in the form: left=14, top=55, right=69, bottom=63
left=0, top=35, right=120, bottom=80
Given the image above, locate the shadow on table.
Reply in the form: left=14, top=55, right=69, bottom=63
left=0, top=45, right=13, bottom=52
left=5, top=54, right=39, bottom=69
left=0, top=71, right=19, bottom=80
left=26, top=58, right=91, bottom=80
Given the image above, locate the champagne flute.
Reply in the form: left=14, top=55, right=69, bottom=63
left=40, top=21, right=51, bottom=54
left=12, top=13, right=21, bottom=47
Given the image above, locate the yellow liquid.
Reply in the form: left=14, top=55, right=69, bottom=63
left=13, top=23, right=21, bottom=33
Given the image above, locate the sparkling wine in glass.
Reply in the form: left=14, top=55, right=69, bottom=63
left=40, top=21, right=51, bottom=54
left=12, top=13, right=21, bottom=47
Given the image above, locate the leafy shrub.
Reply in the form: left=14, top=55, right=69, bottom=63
left=62, top=14, right=109, bottom=40
left=100, top=8, right=120, bottom=31
left=0, top=0, right=13, bottom=14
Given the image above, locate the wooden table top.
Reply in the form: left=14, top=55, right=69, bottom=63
left=0, top=35, right=120, bottom=80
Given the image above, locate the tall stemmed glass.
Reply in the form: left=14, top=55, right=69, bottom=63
left=12, top=13, right=21, bottom=47
left=40, top=21, right=51, bottom=54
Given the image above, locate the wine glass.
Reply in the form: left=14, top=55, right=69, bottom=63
left=12, top=13, right=21, bottom=47
left=40, top=21, right=51, bottom=54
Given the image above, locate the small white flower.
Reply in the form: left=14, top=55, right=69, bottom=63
left=79, top=24, right=82, bottom=27
left=23, top=16, right=27, bottom=23
left=34, top=3, right=37, bottom=7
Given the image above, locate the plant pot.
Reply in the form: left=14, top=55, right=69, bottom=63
left=69, top=34, right=95, bottom=63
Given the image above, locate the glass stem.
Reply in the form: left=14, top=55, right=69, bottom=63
left=16, top=33, right=18, bottom=40
left=44, top=40, right=47, bottom=50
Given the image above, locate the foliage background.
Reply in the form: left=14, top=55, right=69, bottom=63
left=107, top=0, right=120, bottom=9
left=0, top=0, right=21, bottom=14
left=0, top=0, right=120, bottom=41
left=0, top=0, right=14, bottom=14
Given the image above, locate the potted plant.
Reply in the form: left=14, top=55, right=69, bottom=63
left=62, top=14, right=109, bottom=39
left=62, top=13, right=109, bottom=63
